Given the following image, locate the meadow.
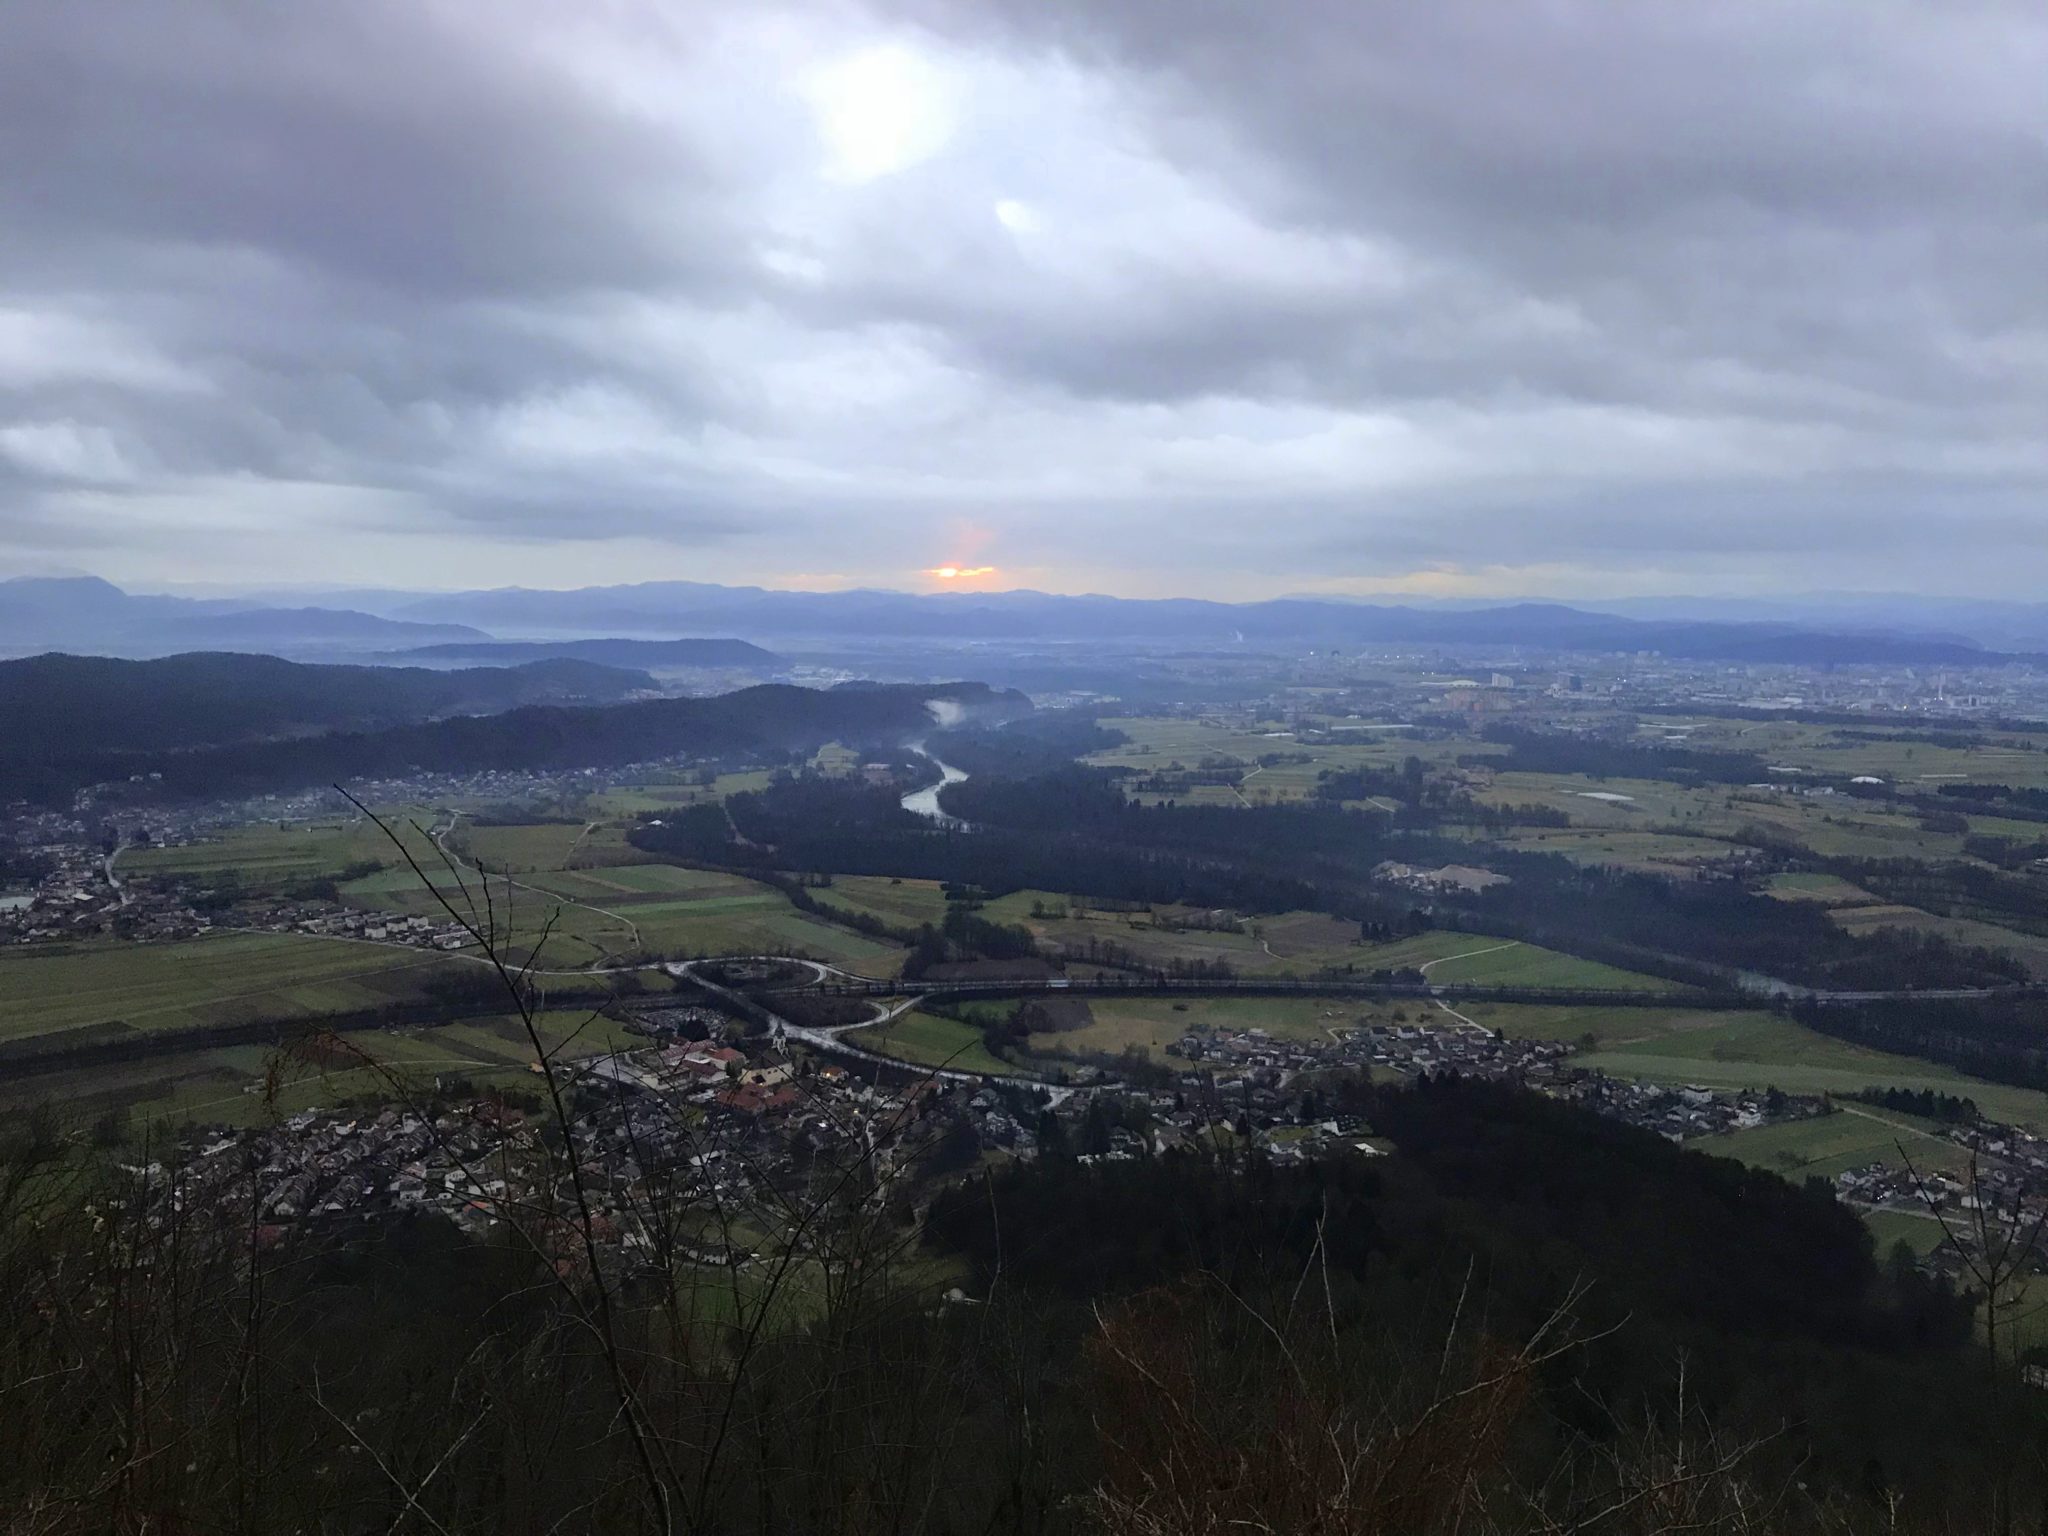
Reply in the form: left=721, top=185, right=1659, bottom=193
left=810, top=875, right=952, bottom=930
left=1485, top=828, right=1738, bottom=875
left=1827, top=903, right=2048, bottom=979
left=1353, top=931, right=1681, bottom=990
left=453, top=820, right=601, bottom=872
left=1638, top=716, right=2048, bottom=790
left=1691, top=1104, right=1971, bottom=1182
left=969, top=890, right=1667, bottom=989
left=0, top=932, right=477, bottom=1045
left=336, top=852, right=912, bottom=975
left=1453, top=1000, right=1737, bottom=1047
left=1085, top=716, right=1502, bottom=807
left=0, top=1008, right=647, bottom=1134
left=581, top=770, right=774, bottom=818
left=1580, top=1013, right=2048, bottom=1131
left=860, top=1011, right=1026, bottom=1076
left=124, top=806, right=444, bottom=889
left=1017, top=994, right=1406, bottom=1058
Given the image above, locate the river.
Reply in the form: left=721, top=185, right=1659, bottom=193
left=901, top=750, right=967, bottom=827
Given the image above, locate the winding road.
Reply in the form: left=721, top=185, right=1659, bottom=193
left=669, top=958, right=1014, bottom=1085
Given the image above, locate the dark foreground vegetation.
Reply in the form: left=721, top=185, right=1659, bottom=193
left=1, top=1074, right=2034, bottom=1534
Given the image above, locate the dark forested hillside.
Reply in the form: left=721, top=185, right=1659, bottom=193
left=393, top=637, right=787, bottom=670
left=0, top=651, right=652, bottom=759
left=2, top=680, right=1030, bottom=803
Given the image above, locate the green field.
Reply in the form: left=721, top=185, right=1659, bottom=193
left=1086, top=716, right=1501, bottom=806
left=339, top=863, right=632, bottom=970
left=125, top=820, right=386, bottom=883
left=0, top=932, right=474, bottom=1045
left=1859, top=1209, right=1948, bottom=1259
left=1355, top=932, right=1680, bottom=991
left=453, top=820, right=597, bottom=872
left=967, top=896, right=1647, bottom=986
left=811, top=876, right=951, bottom=930
left=1766, top=872, right=1877, bottom=905
left=1580, top=1014, right=2048, bottom=1131
left=1026, top=994, right=1763, bottom=1067
left=1490, top=828, right=1738, bottom=874
left=333, top=855, right=911, bottom=974
left=634, top=899, right=908, bottom=973
left=583, top=771, right=773, bottom=818
left=861, top=1011, right=1027, bottom=1076
left=1024, top=994, right=1403, bottom=1058
left=809, top=742, right=863, bottom=775
left=0, top=1008, right=645, bottom=1134
left=529, top=863, right=909, bottom=971
left=123, top=808, right=445, bottom=890
left=1472, top=770, right=1996, bottom=864
left=1827, top=903, right=2048, bottom=979
left=1692, top=1103, right=1970, bottom=1180
left=526, top=864, right=754, bottom=900
left=1634, top=716, right=2048, bottom=790
left=1453, top=1000, right=1736, bottom=1047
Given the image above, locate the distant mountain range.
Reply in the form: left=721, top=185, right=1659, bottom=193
left=9, top=573, right=2048, bottom=671
left=1565, top=593, right=2048, bottom=652
left=0, top=651, right=652, bottom=761
left=370, top=581, right=2039, bottom=668
left=0, top=577, right=484, bottom=657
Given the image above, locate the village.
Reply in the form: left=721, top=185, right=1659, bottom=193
left=99, top=973, right=2048, bottom=1301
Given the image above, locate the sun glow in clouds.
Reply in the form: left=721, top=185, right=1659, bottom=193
left=803, top=44, right=957, bottom=183
left=924, top=564, right=997, bottom=581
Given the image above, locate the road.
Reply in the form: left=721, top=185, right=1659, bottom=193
left=1416, top=942, right=1521, bottom=1033
left=669, top=959, right=1025, bottom=1085
left=208, top=914, right=2025, bottom=1015
left=788, top=971, right=2016, bottom=1008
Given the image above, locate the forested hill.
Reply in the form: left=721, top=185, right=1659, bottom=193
left=392, top=637, right=785, bottom=670
left=0, top=651, right=654, bottom=759
left=4, top=680, right=1029, bottom=804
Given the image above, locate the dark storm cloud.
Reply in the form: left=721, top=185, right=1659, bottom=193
left=0, top=0, right=2043, bottom=593
left=0, top=6, right=738, bottom=298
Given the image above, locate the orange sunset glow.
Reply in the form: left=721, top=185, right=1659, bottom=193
left=923, top=565, right=997, bottom=581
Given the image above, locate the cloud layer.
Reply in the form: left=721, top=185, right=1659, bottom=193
left=3, top=1, right=2044, bottom=597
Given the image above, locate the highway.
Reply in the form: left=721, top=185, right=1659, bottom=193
left=761, top=970, right=2017, bottom=1010
left=669, top=959, right=1015, bottom=1085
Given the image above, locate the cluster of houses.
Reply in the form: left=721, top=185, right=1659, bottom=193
left=128, top=978, right=2048, bottom=1293
left=266, top=900, right=474, bottom=952
left=128, top=1103, right=528, bottom=1248
left=0, top=840, right=208, bottom=945
left=1170, top=1015, right=1825, bottom=1148
left=2, top=750, right=778, bottom=953
left=133, top=1013, right=1075, bottom=1270
left=1837, top=1114, right=2048, bottom=1278
left=1372, top=861, right=1509, bottom=895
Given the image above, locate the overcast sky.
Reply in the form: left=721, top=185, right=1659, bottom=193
left=2, top=2, right=2044, bottom=601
